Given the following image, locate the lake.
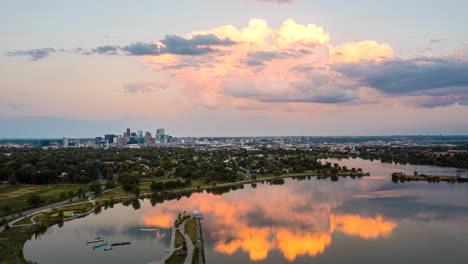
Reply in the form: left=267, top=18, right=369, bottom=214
left=24, top=158, right=468, bottom=263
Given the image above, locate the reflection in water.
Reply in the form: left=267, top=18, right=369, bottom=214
left=142, top=181, right=397, bottom=261
left=24, top=158, right=468, bottom=264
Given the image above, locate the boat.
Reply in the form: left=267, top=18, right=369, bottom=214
left=86, top=239, right=104, bottom=244
left=104, top=246, right=112, bottom=251
left=111, top=242, right=131, bottom=246
left=93, top=242, right=108, bottom=249
left=140, top=228, right=158, bottom=231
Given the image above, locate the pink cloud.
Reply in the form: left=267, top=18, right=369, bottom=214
left=123, top=82, right=169, bottom=95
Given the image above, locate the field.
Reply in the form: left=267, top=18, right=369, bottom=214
left=0, top=184, right=88, bottom=217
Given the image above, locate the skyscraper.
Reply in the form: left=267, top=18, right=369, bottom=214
left=63, top=136, right=69, bottom=147
left=138, top=130, right=143, bottom=138
left=126, top=128, right=131, bottom=138
left=156, top=128, right=165, bottom=135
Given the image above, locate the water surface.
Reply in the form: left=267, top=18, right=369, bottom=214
left=25, top=158, right=468, bottom=263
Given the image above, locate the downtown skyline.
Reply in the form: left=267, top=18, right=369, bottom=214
left=1, top=0, right=468, bottom=138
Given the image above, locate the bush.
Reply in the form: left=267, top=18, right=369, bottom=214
left=27, top=195, right=41, bottom=206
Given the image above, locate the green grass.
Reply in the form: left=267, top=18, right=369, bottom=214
left=0, top=224, right=39, bottom=263
left=184, top=218, right=197, bottom=244
left=0, top=183, right=88, bottom=218
left=174, top=230, right=185, bottom=248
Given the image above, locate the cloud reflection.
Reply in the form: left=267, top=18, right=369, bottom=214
left=142, top=181, right=396, bottom=261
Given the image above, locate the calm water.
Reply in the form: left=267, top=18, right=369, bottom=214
left=24, top=158, right=468, bottom=263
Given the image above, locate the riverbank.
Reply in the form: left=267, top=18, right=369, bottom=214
left=0, top=201, right=94, bottom=263
left=161, top=212, right=205, bottom=264
left=391, top=172, right=468, bottom=183
left=0, top=170, right=367, bottom=263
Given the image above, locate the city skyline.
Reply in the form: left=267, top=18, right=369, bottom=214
left=2, top=0, right=468, bottom=137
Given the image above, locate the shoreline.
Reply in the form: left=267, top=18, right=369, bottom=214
left=0, top=170, right=368, bottom=263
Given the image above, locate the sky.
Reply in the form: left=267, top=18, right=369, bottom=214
left=1, top=0, right=468, bottom=138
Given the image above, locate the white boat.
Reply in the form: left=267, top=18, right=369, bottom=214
left=104, top=246, right=112, bottom=251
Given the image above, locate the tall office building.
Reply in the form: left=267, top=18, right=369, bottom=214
left=138, top=130, right=143, bottom=138
left=104, top=134, right=115, bottom=143
left=63, top=136, right=69, bottom=147
left=156, top=128, right=165, bottom=135
left=126, top=128, right=131, bottom=138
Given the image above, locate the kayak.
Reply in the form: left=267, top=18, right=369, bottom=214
left=93, top=242, right=108, bottom=249
left=140, top=228, right=158, bottom=231
left=86, top=239, right=104, bottom=244
left=111, top=242, right=131, bottom=246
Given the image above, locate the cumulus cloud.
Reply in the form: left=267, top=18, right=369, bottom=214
left=140, top=19, right=390, bottom=108
left=123, top=82, right=169, bottom=95
left=6, top=48, right=55, bottom=60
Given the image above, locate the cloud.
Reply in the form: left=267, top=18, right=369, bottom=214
left=122, top=34, right=236, bottom=56
left=123, top=82, right=169, bottom=95
left=334, top=57, right=468, bottom=107
left=6, top=47, right=55, bottom=60
left=92, top=45, right=118, bottom=54
left=407, top=95, right=468, bottom=108
left=122, top=43, right=159, bottom=55
left=334, top=57, right=468, bottom=94
left=330, top=40, right=394, bottom=63
left=141, top=19, right=389, bottom=107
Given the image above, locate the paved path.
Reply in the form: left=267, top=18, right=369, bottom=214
left=179, top=221, right=194, bottom=264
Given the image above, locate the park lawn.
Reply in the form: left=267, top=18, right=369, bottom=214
left=174, top=229, right=185, bottom=248
left=184, top=218, right=197, bottom=244
left=0, top=183, right=88, bottom=217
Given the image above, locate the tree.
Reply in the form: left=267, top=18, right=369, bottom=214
left=8, top=173, right=17, bottom=185
left=133, top=186, right=141, bottom=197
left=150, top=181, right=164, bottom=192
left=105, top=166, right=114, bottom=181
left=122, top=183, right=133, bottom=195
left=273, top=171, right=282, bottom=177
left=105, top=181, right=116, bottom=189
left=89, top=182, right=102, bottom=196
left=27, top=195, right=41, bottom=206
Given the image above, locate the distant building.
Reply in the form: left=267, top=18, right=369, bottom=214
left=138, top=130, right=143, bottom=138
left=156, top=128, right=165, bottom=135
left=63, top=136, right=69, bottom=147
left=104, top=134, right=115, bottom=143
left=126, top=128, right=131, bottom=138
